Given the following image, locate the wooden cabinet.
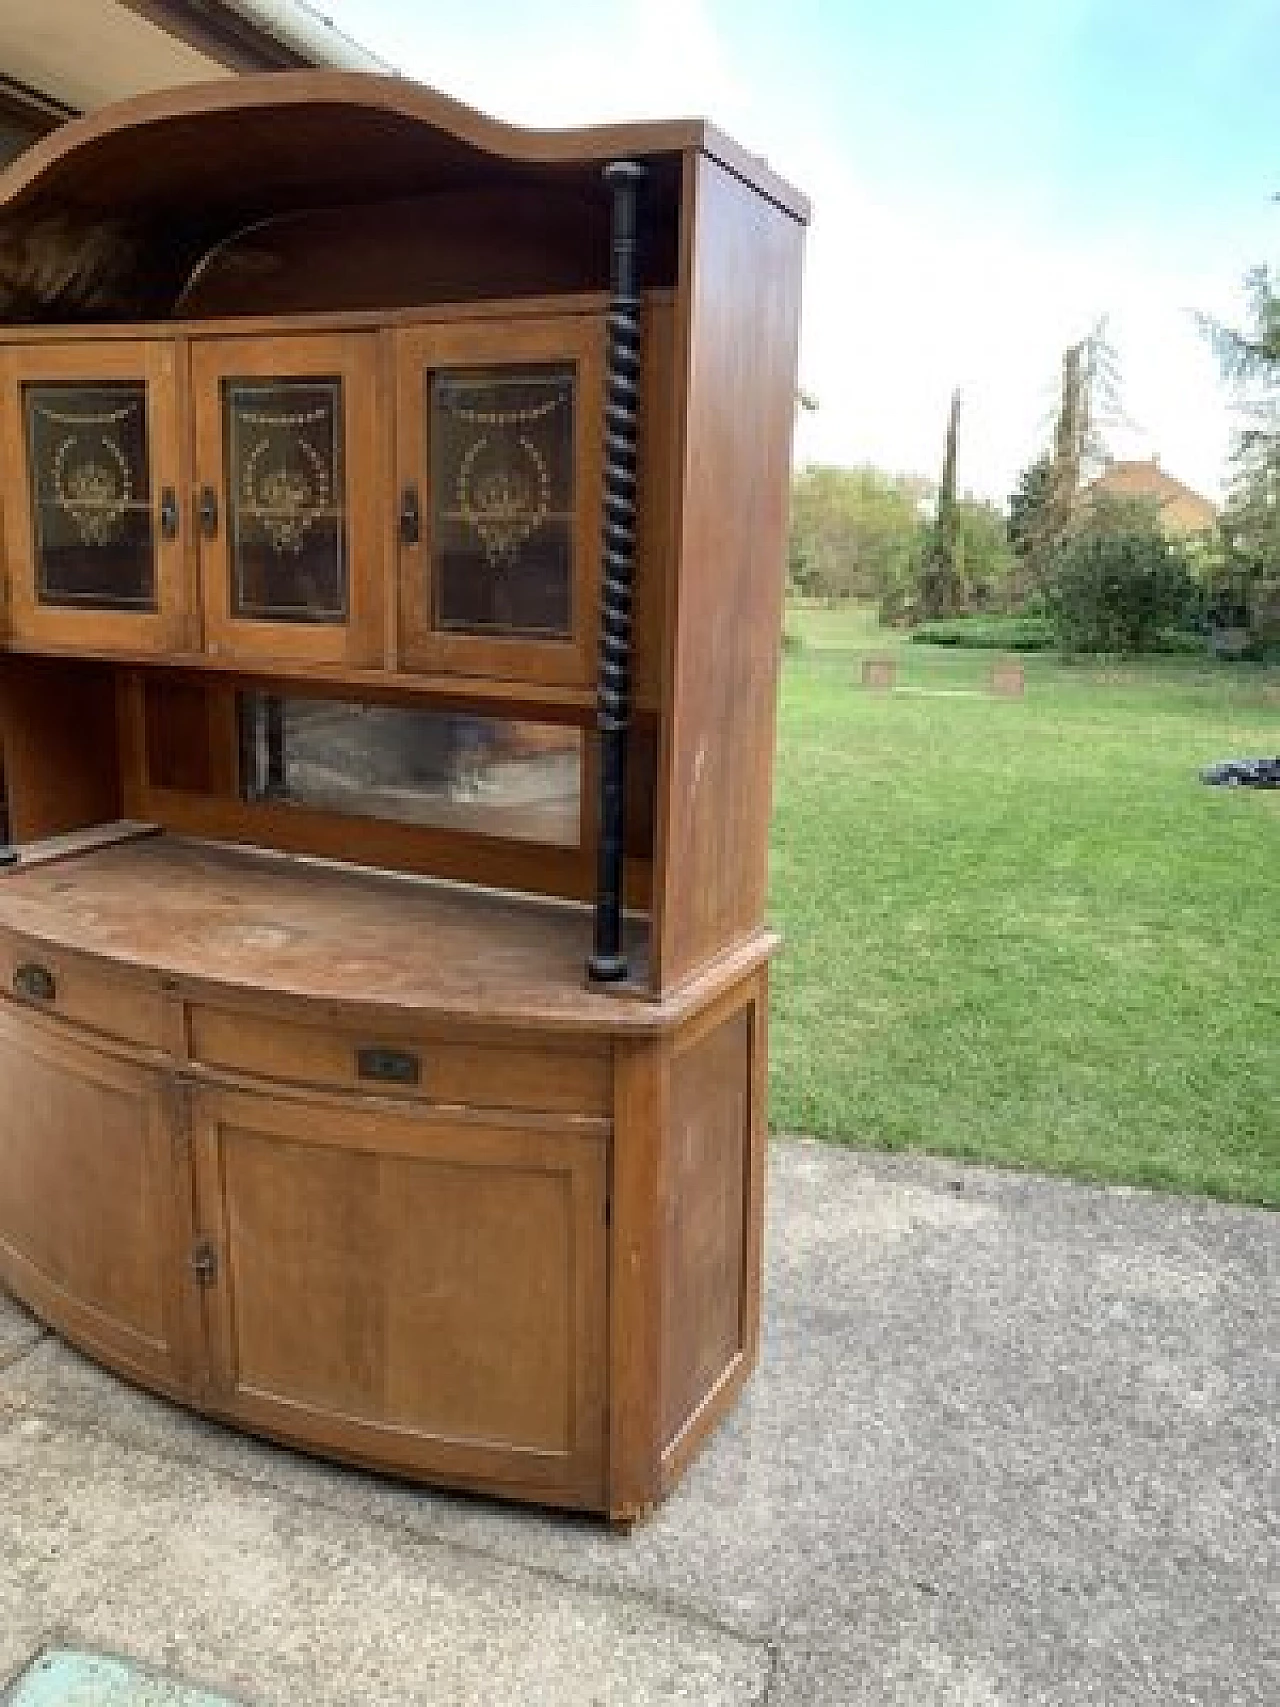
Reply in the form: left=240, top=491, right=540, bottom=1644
left=191, top=332, right=384, bottom=668
left=0, top=340, right=191, bottom=653
left=395, top=313, right=605, bottom=686
left=0, top=69, right=806, bottom=1517
left=192, top=1087, right=607, bottom=1503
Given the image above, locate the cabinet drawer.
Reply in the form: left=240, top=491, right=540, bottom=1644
left=188, top=1005, right=610, bottom=1118
left=0, top=936, right=165, bottom=1050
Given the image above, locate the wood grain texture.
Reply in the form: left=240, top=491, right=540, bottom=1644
left=661, top=1004, right=751, bottom=1447
left=194, top=1086, right=607, bottom=1499
left=188, top=1002, right=611, bottom=1115
left=0, top=70, right=806, bottom=230
left=0, top=835, right=773, bottom=1036
left=658, top=970, right=767, bottom=1498
left=0, top=655, right=122, bottom=840
left=607, top=1034, right=668, bottom=1519
left=0, top=338, right=193, bottom=653
left=177, top=190, right=618, bottom=318
left=0, top=932, right=165, bottom=1048
left=191, top=330, right=384, bottom=669
left=0, top=1004, right=190, bottom=1389
left=0, top=835, right=653, bottom=1034
left=395, top=312, right=605, bottom=688
left=655, top=156, right=805, bottom=986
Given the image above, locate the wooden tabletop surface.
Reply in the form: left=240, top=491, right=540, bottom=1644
left=0, top=834, right=678, bottom=1033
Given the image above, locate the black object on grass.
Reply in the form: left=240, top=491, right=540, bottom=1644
left=1200, top=757, right=1280, bottom=788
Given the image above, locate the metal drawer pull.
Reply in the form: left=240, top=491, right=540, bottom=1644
left=13, top=962, right=55, bottom=1002
left=356, top=1045, right=420, bottom=1086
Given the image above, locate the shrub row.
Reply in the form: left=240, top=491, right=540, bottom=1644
left=908, top=616, right=1058, bottom=651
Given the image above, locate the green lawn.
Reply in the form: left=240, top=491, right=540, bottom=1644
left=769, top=604, right=1280, bottom=1204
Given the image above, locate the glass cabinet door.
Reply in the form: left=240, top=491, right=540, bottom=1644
left=395, top=316, right=604, bottom=686
left=191, top=333, right=382, bottom=667
left=0, top=341, right=191, bottom=651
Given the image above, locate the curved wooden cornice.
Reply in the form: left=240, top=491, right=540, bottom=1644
left=0, top=71, right=808, bottom=224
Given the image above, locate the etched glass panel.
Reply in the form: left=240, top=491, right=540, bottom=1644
left=239, top=695, right=581, bottom=847
left=431, top=363, right=574, bottom=638
left=24, top=381, right=155, bottom=609
left=224, top=377, right=346, bottom=622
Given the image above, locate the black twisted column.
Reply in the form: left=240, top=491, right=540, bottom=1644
left=588, top=159, right=646, bottom=983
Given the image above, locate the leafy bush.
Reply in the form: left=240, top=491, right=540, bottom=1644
left=1046, top=497, right=1199, bottom=655
left=909, top=615, right=1057, bottom=650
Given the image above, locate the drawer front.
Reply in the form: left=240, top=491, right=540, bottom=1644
left=188, top=1005, right=610, bottom=1117
left=0, top=935, right=165, bottom=1050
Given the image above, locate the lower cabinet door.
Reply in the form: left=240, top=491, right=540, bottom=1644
left=0, top=1005, right=195, bottom=1393
left=191, top=1087, right=608, bottom=1505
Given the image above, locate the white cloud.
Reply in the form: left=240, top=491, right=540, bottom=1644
left=789, top=136, right=1255, bottom=503
left=321, top=0, right=1257, bottom=506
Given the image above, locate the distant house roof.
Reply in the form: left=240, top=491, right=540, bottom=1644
left=1086, top=457, right=1218, bottom=535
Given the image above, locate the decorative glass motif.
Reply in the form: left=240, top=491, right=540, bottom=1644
left=24, top=381, right=155, bottom=609
left=224, top=377, right=347, bottom=622
left=239, top=695, right=582, bottom=848
left=431, top=364, right=574, bottom=638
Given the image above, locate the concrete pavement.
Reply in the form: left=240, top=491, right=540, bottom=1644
left=2, top=1140, right=1276, bottom=1704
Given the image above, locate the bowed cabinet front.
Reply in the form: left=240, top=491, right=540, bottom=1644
left=0, top=981, right=611, bottom=1510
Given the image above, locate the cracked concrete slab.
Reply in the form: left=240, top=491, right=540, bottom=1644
left=3, top=1140, right=1276, bottom=1705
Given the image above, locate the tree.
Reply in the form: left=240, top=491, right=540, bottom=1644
left=1046, top=496, right=1196, bottom=654
left=787, top=465, right=929, bottom=608
left=920, top=389, right=962, bottom=619
left=953, top=497, right=1017, bottom=610
left=1010, top=321, right=1129, bottom=602
left=1007, top=451, right=1056, bottom=598
left=1200, top=254, right=1280, bottom=644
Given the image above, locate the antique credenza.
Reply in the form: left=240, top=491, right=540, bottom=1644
left=0, top=73, right=807, bottom=1519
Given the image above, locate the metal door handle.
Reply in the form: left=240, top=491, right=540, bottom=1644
left=159, top=486, right=179, bottom=540
left=399, top=483, right=421, bottom=546
left=198, top=485, right=218, bottom=539
left=189, top=1241, right=218, bottom=1285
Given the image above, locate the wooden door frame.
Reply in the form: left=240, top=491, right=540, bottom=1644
left=191, top=330, right=385, bottom=669
left=394, top=311, right=605, bottom=687
left=0, top=338, right=193, bottom=653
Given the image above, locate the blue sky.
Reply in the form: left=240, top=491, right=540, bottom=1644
left=315, top=0, right=1277, bottom=502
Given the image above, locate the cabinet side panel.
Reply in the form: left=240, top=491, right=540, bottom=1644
left=657, top=157, right=804, bottom=984
left=661, top=1004, right=751, bottom=1449
left=0, top=657, right=121, bottom=841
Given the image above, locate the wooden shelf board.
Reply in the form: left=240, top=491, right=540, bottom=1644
left=0, top=832, right=684, bottom=1032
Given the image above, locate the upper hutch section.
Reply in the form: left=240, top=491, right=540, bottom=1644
left=0, top=74, right=807, bottom=990
left=0, top=73, right=804, bottom=323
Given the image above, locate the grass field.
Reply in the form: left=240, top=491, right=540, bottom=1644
left=769, top=604, right=1280, bottom=1204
